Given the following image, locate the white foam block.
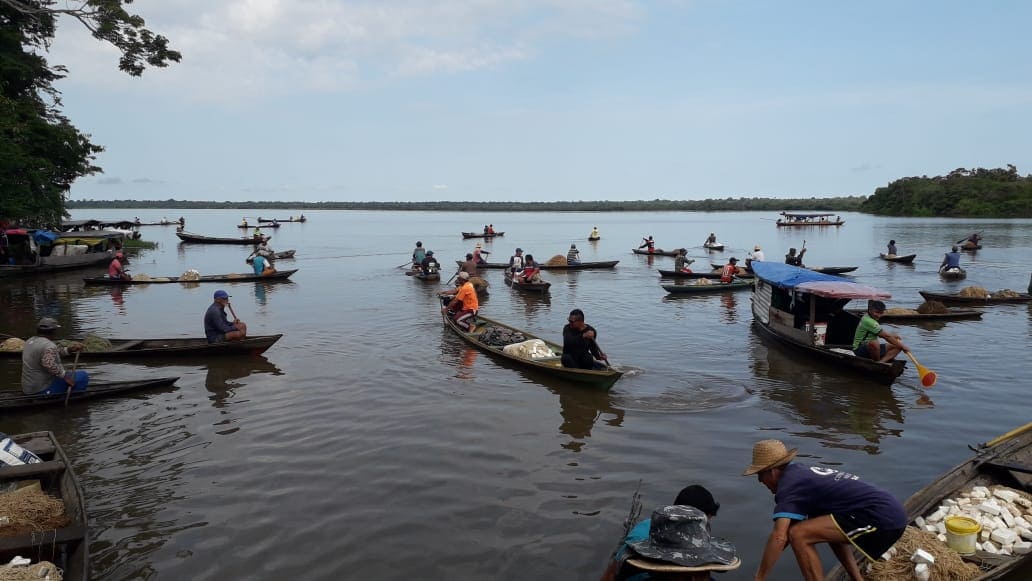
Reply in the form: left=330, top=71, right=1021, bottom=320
left=991, top=528, right=1018, bottom=545
left=1013, top=541, right=1032, bottom=555
left=911, top=549, right=935, bottom=565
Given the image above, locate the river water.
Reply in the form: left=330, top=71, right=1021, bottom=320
left=1, top=210, right=1030, bottom=580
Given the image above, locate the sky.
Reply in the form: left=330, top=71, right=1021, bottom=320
left=47, top=0, right=1032, bottom=203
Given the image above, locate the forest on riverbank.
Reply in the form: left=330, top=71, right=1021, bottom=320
left=861, top=166, right=1032, bottom=217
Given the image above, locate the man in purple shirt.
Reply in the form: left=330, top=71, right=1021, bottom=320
left=745, top=440, right=906, bottom=581
left=204, top=290, right=248, bottom=343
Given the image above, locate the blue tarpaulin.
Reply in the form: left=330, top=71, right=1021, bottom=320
left=31, top=230, right=59, bottom=245
left=751, top=262, right=891, bottom=299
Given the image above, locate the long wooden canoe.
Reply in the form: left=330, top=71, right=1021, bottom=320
left=940, top=267, right=967, bottom=280
left=808, top=266, right=858, bottom=275
left=0, top=335, right=281, bottom=359
left=0, top=431, right=88, bottom=581
left=258, top=217, right=306, bottom=223
left=237, top=223, right=279, bottom=229
left=83, top=269, right=297, bottom=284
left=246, top=249, right=296, bottom=264
left=702, top=242, right=725, bottom=251
left=461, top=232, right=504, bottom=239
left=961, top=242, right=983, bottom=251
left=828, top=423, right=1032, bottom=580
left=455, top=260, right=619, bottom=271
left=879, top=253, right=917, bottom=263
left=658, top=269, right=753, bottom=280
left=504, top=271, right=551, bottom=293
left=662, top=279, right=753, bottom=294
left=846, top=308, right=983, bottom=322
left=441, top=314, right=622, bottom=389
left=0, top=377, right=179, bottom=410
left=632, top=248, right=684, bottom=257
left=406, top=269, right=440, bottom=281
left=919, top=290, right=1032, bottom=305
left=176, top=231, right=269, bottom=245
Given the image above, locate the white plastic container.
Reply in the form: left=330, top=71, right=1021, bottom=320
left=813, top=322, right=828, bottom=346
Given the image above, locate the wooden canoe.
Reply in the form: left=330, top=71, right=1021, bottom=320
left=406, top=269, right=440, bottom=281
left=632, top=248, right=684, bottom=257
left=455, top=260, right=619, bottom=271
left=246, top=250, right=296, bottom=264
left=441, top=313, right=622, bottom=389
left=703, top=242, right=725, bottom=251
left=0, top=431, right=88, bottom=581
left=504, top=271, right=551, bottom=293
left=662, top=280, right=754, bottom=294
left=0, top=377, right=179, bottom=410
left=845, top=308, right=983, bottom=322
left=961, top=242, right=983, bottom=251
left=808, top=266, right=858, bottom=275
left=176, top=231, right=270, bottom=245
left=0, top=334, right=281, bottom=359
left=880, top=253, right=917, bottom=263
left=588, top=236, right=601, bottom=241
left=83, top=269, right=297, bottom=284
left=918, top=290, right=1032, bottom=305
left=258, top=217, right=305, bottom=223
left=828, top=423, right=1032, bottom=580
left=658, top=269, right=754, bottom=280
left=461, top=232, right=504, bottom=239
left=236, top=223, right=279, bottom=229
left=940, top=267, right=968, bottom=280
left=711, top=262, right=753, bottom=273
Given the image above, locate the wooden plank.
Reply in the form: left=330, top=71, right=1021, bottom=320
left=0, top=460, right=65, bottom=481
left=0, top=525, right=86, bottom=552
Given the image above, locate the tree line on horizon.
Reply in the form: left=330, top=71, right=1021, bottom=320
left=861, top=165, right=1032, bottom=217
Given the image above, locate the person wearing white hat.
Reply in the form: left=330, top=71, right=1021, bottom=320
left=745, top=439, right=906, bottom=581
left=442, top=271, right=479, bottom=330
left=749, top=245, right=765, bottom=263
left=473, top=242, right=490, bottom=265
left=21, top=317, right=88, bottom=395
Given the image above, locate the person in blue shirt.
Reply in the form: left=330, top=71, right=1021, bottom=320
left=252, top=254, right=268, bottom=276
left=940, top=245, right=962, bottom=272
left=745, top=439, right=906, bottom=581
left=602, top=485, right=721, bottom=580
left=204, top=290, right=248, bottom=343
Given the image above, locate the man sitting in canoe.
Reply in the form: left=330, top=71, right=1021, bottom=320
left=746, top=439, right=906, bottom=581
left=886, top=240, right=897, bottom=256
left=517, top=254, right=543, bottom=283
left=442, top=272, right=479, bottom=330
left=720, top=257, right=740, bottom=283
left=561, top=309, right=608, bottom=370
left=108, top=251, right=131, bottom=281
left=785, top=247, right=806, bottom=267
left=21, top=317, right=88, bottom=396
left=204, top=290, right=248, bottom=343
left=412, top=241, right=426, bottom=270
left=420, top=250, right=440, bottom=275
left=852, top=300, right=909, bottom=363
left=473, top=242, right=490, bottom=265
left=567, top=244, right=581, bottom=265
left=639, top=235, right=655, bottom=253
left=251, top=253, right=276, bottom=277
left=705, top=232, right=718, bottom=245
left=939, top=246, right=962, bottom=273
left=674, top=248, right=692, bottom=273
left=508, top=247, right=524, bottom=273
left=459, top=253, right=479, bottom=277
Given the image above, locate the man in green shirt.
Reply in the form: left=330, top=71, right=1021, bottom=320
left=852, top=300, right=908, bottom=362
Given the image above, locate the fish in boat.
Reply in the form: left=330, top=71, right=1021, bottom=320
left=441, top=313, right=622, bottom=389
left=83, top=269, right=297, bottom=284
left=828, top=422, right=1032, bottom=580
left=0, top=431, right=88, bottom=580
left=0, top=334, right=281, bottom=359
left=918, top=290, right=1032, bottom=306
left=0, top=377, right=179, bottom=410
left=661, top=280, right=753, bottom=294
left=880, top=253, right=917, bottom=264
left=750, top=261, right=907, bottom=385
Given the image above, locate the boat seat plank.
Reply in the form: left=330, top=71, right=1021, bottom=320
left=13, top=435, right=56, bottom=456
left=0, top=460, right=65, bottom=481
left=108, top=340, right=145, bottom=352
left=0, top=525, right=86, bottom=553
left=982, top=460, right=1032, bottom=476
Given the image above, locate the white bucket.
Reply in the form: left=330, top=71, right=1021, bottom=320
left=813, top=322, right=828, bottom=346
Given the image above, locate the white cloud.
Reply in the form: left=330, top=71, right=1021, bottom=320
left=48, top=0, right=641, bottom=102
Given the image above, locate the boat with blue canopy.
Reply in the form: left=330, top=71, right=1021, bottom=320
left=775, top=211, right=845, bottom=227
left=749, top=262, right=906, bottom=384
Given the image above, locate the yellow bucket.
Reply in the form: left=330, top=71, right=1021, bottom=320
left=945, top=515, right=981, bottom=555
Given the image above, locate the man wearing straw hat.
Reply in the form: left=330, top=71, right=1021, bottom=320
left=745, top=440, right=906, bottom=581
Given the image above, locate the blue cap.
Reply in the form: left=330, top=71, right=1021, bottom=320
left=214, top=290, right=230, bottom=299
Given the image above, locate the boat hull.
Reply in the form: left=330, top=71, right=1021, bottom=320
left=879, top=253, right=917, bottom=264
left=83, top=269, right=297, bottom=284
left=176, top=231, right=269, bottom=245
left=0, top=335, right=281, bottom=359
left=752, top=320, right=905, bottom=384
left=504, top=273, right=551, bottom=293
left=662, top=280, right=753, bottom=294
left=940, top=268, right=967, bottom=280
left=0, top=377, right=179, bottom=410
left=461, top=232, right=504, bottom=239
left=632, top=248, right=683, bottom=257
left=456, top=260, right=619, bottom=270
left=258, top=217, right=305, bottom=223
left=918, top=290, right=1032, bottom=305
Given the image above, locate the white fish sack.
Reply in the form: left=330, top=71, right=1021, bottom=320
left=501, top=339, right=556, bottom=359
left=0, top=434, right=43, bottom=467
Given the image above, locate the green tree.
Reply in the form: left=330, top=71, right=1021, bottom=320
left=0, top=1, right=179, bottom=227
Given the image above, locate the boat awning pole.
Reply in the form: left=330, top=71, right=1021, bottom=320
left=809, top=297, right=816, bottom=325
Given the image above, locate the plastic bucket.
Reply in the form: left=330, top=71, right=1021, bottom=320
left=945, top=516, right=981, bottom=555
left=813, top=322, right=828, bottom=346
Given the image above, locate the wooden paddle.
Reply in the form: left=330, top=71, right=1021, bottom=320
left=955, top=230, right=982, bottom=245
left=983, top=421, right=1032, bottom=448
left=905, top=351, right=937, bottom=387
left=64, top=349, right=81, bottom=407
left=445, top=269, right=459, bottom=285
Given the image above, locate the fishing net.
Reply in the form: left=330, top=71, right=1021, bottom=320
left=545, top=255, right=567, bottom=266
left=886, top=307, right=919, bottom=315
left=0, top=561, right=63, bottom=581
left=865, top=526, right=981, bottom=580
left=958, top=286, right=988, bottom=298
left=917, top=300, right=948, bottom=314
left=0, top=483, right=70, bottom=538
left=133, top=273, right=151, bottom=281
left=56, top=335, right=111, bottom=352
left=470, top=277, right=489, bottom=292
left=995, top=289, right=1020, bottom=298
left=0, top=338, right=25, bottom=352
left=479, top=327, right=526, bottom=347
left=180, top=269, right=201, bottom=281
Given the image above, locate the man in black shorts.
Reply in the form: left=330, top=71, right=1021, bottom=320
left=745, top=439, right=906, bottom=581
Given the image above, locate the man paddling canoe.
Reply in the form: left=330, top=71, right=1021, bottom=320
left=21, top=317, right=88, bottom=396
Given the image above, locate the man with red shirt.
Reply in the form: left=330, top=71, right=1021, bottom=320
left=442, top=272, right=479, bottom=330
left=720, top=257, right=739, bottom=283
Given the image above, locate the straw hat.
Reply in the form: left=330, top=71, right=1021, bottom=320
left=742, top=439, right=798, bottom=475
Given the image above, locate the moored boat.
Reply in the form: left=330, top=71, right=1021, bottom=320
left=83, top=269, right=297, bottom=284
left=662, top=279, right=753, bottom=294
left=828, top=422, right=1032, bottom=581
left=176, top=231, right=270, bottom=245
left=0, top=334, right=281, bottom=359
left=441, top=313, right=622, bottom=389
left=0, top=377, right=179, bottom=410
left=0, top=431, right=87, bottom=581
left=880, top=253, right=917, bottom=264
left=918, top=290, right=1032, bottom=305
left=0, top=229, right=123, bottom=278
left=750, top=261, right=906, bottom=384
left=504, top=271, right=551, bottom=293
left=775, top=211, right=845, bottom=227
left=940, top=267, right=967, bottom=280
left=632, top=248, right=684, bottom=257
left=455, top=260, right=619, bottom=271
left=461, top=232, right=504, bottom=239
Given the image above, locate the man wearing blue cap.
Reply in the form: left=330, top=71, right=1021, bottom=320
left=204, top=290, right=247, bottom=343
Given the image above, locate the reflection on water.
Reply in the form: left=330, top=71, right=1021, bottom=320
left=720, top=292, right=738, bottom=323
left=550, top=386, right=624, bottom=452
